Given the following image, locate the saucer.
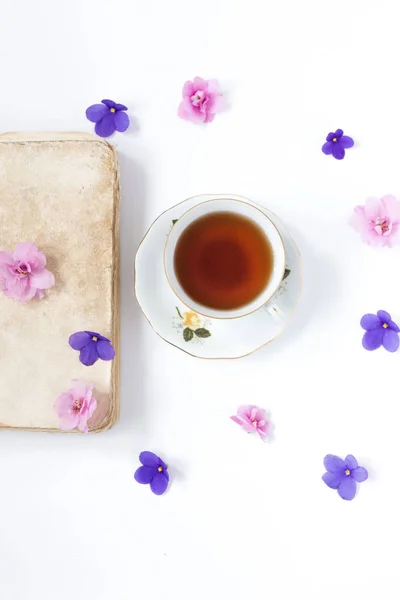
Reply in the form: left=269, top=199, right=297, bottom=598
left=135, top=194, right=302, bottom=359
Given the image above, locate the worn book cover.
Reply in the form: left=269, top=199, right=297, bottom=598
left=0, top=133, right=119, bottom=432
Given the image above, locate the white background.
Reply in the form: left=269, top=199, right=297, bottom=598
left=0, top=1, right=399, bottom=598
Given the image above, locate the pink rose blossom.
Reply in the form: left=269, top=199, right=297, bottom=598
left=230, top=405, right=270, bottom=441
left=349, top=195, right=400, bottom=247
left=0, top=242, right=55, bottom=302
left=178, top=77, right=225, bottom=124
left=54, top=380, right=97, bottom=434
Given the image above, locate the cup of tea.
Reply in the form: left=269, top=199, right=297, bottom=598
left=164, top=198, right=286, bottom=319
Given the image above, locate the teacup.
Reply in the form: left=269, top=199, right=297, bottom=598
left=164, top=198, right=285, bottom=319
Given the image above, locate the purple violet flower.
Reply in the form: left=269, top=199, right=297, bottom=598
left=86, top=99, right=129, bottom=138
left=69, top=331, right=115, bottom=366
left=322, top=454, right=368, bottom=501
left=322, top=128, right=354, bottom=160
left=361, top=310, right=400, bottom=352
left=134, top=451, right=169, bottom=495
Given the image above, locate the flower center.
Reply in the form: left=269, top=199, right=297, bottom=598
left=92, top=336, right=98, bottom=341
left=72, top=398, right=83, bottom=413
left=332, top=138, right=337, bottom=142
left=252, top=420, right=258, bottom=426
left=191, top=90, right=205, bottom=107
left=158, top=466, right=163, bottom=472
left=110, top=107, right=116, bottom=113
left=16, top=261, right=30, bottom=275
left=374, top=217, right=392, bottom=236
left=383, top=323, right=388, bottom=328
left=345, top=469, right=351, bottom=476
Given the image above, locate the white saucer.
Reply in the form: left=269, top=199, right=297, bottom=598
left=135, top=194, right=302, bottom=359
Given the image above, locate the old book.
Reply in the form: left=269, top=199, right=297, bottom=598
left=0, top=132, right=120, bottom=432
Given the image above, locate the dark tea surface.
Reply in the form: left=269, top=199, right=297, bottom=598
left=173, top=211, right=274, bottom=311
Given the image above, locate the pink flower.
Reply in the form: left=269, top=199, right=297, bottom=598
left=0, top=242, right=55, bottom=302
left=54, top=380, right=97, bottom=434
left=230, top=405, right=270, bottom=441
left=349, top=195, right=400, bottom=247
left=178, top=77, right=225, bottom=124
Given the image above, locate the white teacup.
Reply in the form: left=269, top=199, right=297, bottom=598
left=164, top=198, right=286, bottom=319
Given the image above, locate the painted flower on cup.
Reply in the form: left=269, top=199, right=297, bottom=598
left=230, top=405, right=270, bottom=441
left=175, top=307, right=211, bottom=342
left=361, top=310, right=399, bottom=352
left=322, top=454, right=368, bottom=501
left=182, top=311, right=201, bottom=329
left=86, top=99, right=129, bottom=137
left=349, top=195, right=400, bottom=247
left=134, top=451, right=169, bottom=495
left=69, top=331, right=115, bottom=366
left=178, top=77, right=225, bottom=124
left=322, top=128, right=354, bottom=160
left=0, top=242, right=55, bottom=302
left=54, top=379, right=97, bottom=434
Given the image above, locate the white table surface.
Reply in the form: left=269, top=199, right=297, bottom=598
left=1, top=1, right=399, bottom=598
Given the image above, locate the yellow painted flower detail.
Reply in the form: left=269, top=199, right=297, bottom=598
left=182, top=311, right=201, bottom=329
left=175, top=307, right=211, bottom=343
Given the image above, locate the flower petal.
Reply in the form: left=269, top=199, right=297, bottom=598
left=332, top=143, right=345, bottom=160
left=77, top=414, right=90, bottom=434
left=178, top=99, right=206, bottom=123
left=349, top=206, right=370, bottom=238
left=383, top=328, right=399, bottom=352
left=69, top=331, right=92, bottom=351
left=322, top=471, right=343, bottom=489
left=207, top=94, right=226, bottom=114
left=86, top=104, right=108, bottom=123
left=334, top=129, right=344, bottom=138
left=4, top=275, right=35, bottom=302
left=79, top=342, right=99, bottom=366
left=59, top=413, right=80, bottom=430
left=0, top=251, right=13, bottom=265
left=362, top=328, right=384, bottom=351
left=192, top=77, right=208, bottom=91
left=159, top=461, right=168, bottom=473
left=134, top=466, right=156, bottom=484
left=326, top=132, right=335, bottom=142
left=230, top=415, right=254, bottom=433
left=351, top=467, right=368, bottom=482
left=364, top=197, right=382, bottom=220
left=237, top=405, right=255, bottom=419
left=114, top=103, right=128, bottom=111
left=340, top=135, right=354, bottom=149
left=96, top=340, right=115, bottom=361
left=71, top=379, right=89, bottom=400
left=324, top=454, right=345, bottom=473
left=377, top=310, right=391, bottom=322
left=95, top=114, right=116, bottom=137
left=101, top=99, right=116, bottom=108
left=207, top=79, right=223, bottom=95
left=204, top=112, right=216, bottom=123
left=182, top=81, right=194, bottom=97
left=381, top=195, right=400, bottom=221
left=29, top=269, right=55, bottom=290
left=139, top=451, right=161, bottom=467
left=360, top=314, right=381, bottom=331
left=85, top=330, right=106, bottom=340
left=114, top=111, right=130, bottom=132
left=338, top=476, right=357, bottom=500
left=322, top=141, right=333, bottom=155
left=388, top=320, right=400, bottom=333
left=13, top=243, right=39, bottom=263
left=150, top=472, right=169, bottom=495
left=54, top=392, right=74, bottom=418
left=345, top=455, right=358, bottom=470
